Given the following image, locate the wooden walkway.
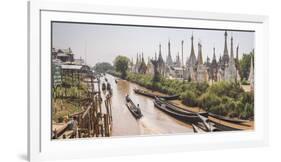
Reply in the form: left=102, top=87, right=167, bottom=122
left=52, top=72, right=113, bottom=139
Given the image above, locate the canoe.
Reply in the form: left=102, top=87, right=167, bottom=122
left=106, top=83, right=111, bottom=91
left=209, top=120, right=242, bottom=131
left=102, top=83, right=106, bottom=91
left=154, top=98, right=235, bottom=131
left=159, top=94, right=179, bottom=100
left=133, top=88, right=154, bottom=98
left=208, top=112, right=247, bottom=124
left=108, top=88, right=113, bottom=96
left=125, top=96, right=143, bottom=119
left=192, top=124, right=205, bottom=133
left=153, top=98, right=202, bottom=123
left=133, top=88, right=179, bottom=100
left=155, top=98, right=208, bottom=116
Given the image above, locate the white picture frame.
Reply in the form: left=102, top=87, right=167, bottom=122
left=28, top=1, right=269, bottom=161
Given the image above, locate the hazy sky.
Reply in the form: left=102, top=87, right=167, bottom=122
left=52, top=22, right=255, bottom=66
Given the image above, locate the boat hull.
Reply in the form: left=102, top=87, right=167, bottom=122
left=133, top=89, right=179, bottom=100
left=153, top=99, right=202, bottom=124
left=125, top=96, right=143, bottom=119
left=208, top=113, right=247, bottom=124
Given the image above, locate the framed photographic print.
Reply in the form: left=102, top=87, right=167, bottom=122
left=28, top=1, right=269, bottom=161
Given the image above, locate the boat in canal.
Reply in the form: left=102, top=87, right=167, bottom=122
left=102, top=82, right=106, bottom=91
left=208, top=112, right=247, bottom=124
left=153, top=97, right=202, bottom=124
left=109, top=88, right=113, bottom=96
left=155, top=98, right=245, bottom=131
left=106, top=82, right=111, bottom=91
left=125, top=95, right=143, bottom=119
left=155, top=97, right=208, bottom=117
left=191, top=124, right=205, bottom=133
left=133, top=88, right=179, bottom=100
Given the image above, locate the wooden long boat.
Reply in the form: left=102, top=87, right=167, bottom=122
left=109, top=88, right=113, bottom=96
left=208, top=112, right=247, bottom=124
left=153, top=98, right=202, bottom=123
left=125, top=96, right=143, bottom=119
left=209, top=120, right=242, bottom=131
left=102, top=82, right=106, bottom=91
left=106, top=82, right=111, bottom=91
left=156, top=98, right=208, bottom=117
left=155, top=98, right=243, bottom=131
left=133, top=88, right=179, bottom=100
left=192, top=124, right=205, bottom=133
left=160, top=94, right=179, bottom=100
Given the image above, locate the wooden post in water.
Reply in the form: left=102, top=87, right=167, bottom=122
left=93, top=99, right=98, bottom=137
left=104, top=114, right=109, bottom=137
left=90, top=103, right=93, bottom=137
left=87, top=111, right=91, bottom=135
left=109, top=98, right=112, bottom=123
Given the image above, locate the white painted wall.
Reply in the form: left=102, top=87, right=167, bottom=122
left=0, top=0, right=280, bottom=161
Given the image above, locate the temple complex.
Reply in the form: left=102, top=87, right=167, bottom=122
left=129, top=31, right=252, bottom=84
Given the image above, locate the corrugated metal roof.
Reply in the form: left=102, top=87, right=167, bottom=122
left=57, top=53, right=69, bottom=57
left=172, top=67, right=184, bottom=71
left=61, top=64, right=83, bottom=70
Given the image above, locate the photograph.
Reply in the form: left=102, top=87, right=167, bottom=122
left=51, top=22, right=255, bottom=139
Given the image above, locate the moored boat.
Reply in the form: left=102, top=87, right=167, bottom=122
left=208, top=112, right=247, bottom=124
left=192, top=124, right=205, bottom=133
left=133, top=88, right=179, bottom=100
left=155, top=97, right=207, bottom=116
left=160, top=94, right=180, bottom=100
left=209, top=120, right=242, bottom=131
left=102, top=82, right=106, bottom=91
left=153, top=97, right=202, bottom=123
left=125, top=95, right=143, bottom=119
left=156, top=98, right=245, bottom=131
left=106, top=82, right=111, bottom=91
left=108, top=88, right=113, bottom=96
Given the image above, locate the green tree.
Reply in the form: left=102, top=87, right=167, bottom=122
left=114, top=55, right=130, bottom=78
left=239, top=51, right=254, bottom=80
left=150, top=60, right=161, bottom=82
left=93, top=62, right=114, bottom=73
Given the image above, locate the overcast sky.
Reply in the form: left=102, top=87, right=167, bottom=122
left=52, top=22, right=255, bottom=66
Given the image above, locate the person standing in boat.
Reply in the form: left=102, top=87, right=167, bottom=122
left=136, top=104, right=141, bottom=114
left=106, top=93, right=110, bottom=100
left=125, top=94, right=129, bottom=102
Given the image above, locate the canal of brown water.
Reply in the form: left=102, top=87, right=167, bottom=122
left=100, top=74, right=193, bottom=137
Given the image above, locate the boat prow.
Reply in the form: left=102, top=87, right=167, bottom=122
left=192, top=124, right=205, bottom=133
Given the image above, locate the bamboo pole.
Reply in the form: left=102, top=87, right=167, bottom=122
left=104, top=114, right=109, bottom=137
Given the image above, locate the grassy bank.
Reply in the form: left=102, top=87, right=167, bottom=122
left=108, top=70, right=254, bottom=120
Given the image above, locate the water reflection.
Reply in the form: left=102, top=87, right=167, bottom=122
left=101, top=74, right=193, bottom=137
